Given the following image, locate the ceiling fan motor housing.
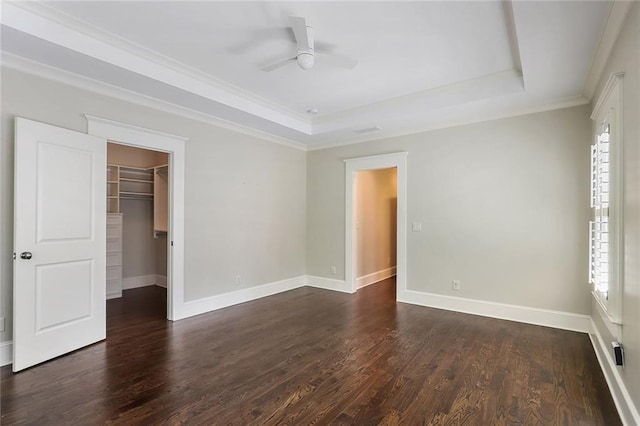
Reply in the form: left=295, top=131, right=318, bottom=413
left=297, top=51, right=315, bottom=70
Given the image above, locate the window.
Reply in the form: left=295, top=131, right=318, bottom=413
left=590, top=122, right=610, bottom=296
left=589, top=72, right=623, bottom=324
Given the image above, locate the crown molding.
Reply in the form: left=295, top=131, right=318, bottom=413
left=583, top=0, right=633, bottom=101
left=1, top=53, right=308, bottom=151
left=1, top=1, right=313, bottom=134
left=307, top=95, right=589, bottom=151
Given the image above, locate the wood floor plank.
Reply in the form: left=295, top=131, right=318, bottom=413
left=0, top=279, right=620, bottom=425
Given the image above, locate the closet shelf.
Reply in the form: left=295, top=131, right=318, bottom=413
left=120, top=191, right=153, bottom=197
left=120, top=177, right=154, bottom=183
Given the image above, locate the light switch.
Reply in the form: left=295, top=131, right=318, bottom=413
left=412, top=222, right=422, bottom=232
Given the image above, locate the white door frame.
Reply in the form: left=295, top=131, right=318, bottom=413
left=344, top=152, right=408, bottom=298
left=85, top=115, right=187, bottom=321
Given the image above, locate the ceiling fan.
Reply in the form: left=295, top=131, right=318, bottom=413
left=260, top=16, right=358, bottom=72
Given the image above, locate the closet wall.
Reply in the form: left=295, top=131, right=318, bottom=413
left=107, top=143, right=168, bottom=288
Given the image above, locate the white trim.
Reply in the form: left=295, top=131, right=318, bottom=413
left=1, top=54, right=307, bottom=151
left=583, top=1, right=634, bottom=100
left=122, top=275, right=157, bottom=290
left=0, top=341, right=13, bottom=367
left=305, top=275, right=351, bottom=293
left=591, top=72, right=625, bottom=120
left=86, top=115, right=188, bottom=144
left=592, top=291, right=623, bottom=340
left=398, top=290, right=591, bottom=333
left=176, top=276, right=306, bottom=320
left=589, top=318, right=640, bottom=425
left=356, top=266, right=397, bottom=289
left=85, top=115, right=186, bottom=321
left=155, top=275, right=167, bottom=288
left=344, top=153, right=408, bottom=299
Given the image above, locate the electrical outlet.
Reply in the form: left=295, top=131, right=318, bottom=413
left=330, top=266, right=337, bottom=275
left=236, top=275, right=242, bottom=285
left=452, top=280, right=461, bottom=291
left=412, top=222, right=422, bottom=232
left=0, top=317, right=4, bottom=332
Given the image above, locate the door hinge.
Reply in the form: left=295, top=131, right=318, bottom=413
left=171, top=241, right=174, bottom=247
left=13, top=252, right=16, bottom=260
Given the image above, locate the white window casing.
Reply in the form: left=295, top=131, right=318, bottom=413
left=590, top=72, right=623, bottom=325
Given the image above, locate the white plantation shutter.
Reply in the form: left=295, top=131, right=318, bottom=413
left=589, top=124, right=610, bottom=296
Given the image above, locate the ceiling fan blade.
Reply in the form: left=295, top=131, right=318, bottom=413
left=289, top=16, right=311, bottom=50
left=260, top=56, right=297, bottom=72
left=317, top=52, right=358, bottom=70
left=314, top=41, right=337, bottom=53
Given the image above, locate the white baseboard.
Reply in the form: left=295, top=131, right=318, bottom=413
left=589, top=318, right=640, bottom=425
left=1, top=341, right=13, bottom=367
left=122, top=274, right=157, bottom=290
left=305, top=275, right=351, bottom=293
left=356, top=266, right=396, bottom=289
left=398, top=290, right=591, bottom=333
left=155, top=274, right=167, bottom=288
left=106, top=291, right=122, bottom=300
left=176, top=275, right=306, bottom=320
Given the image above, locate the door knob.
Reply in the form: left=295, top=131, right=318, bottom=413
left=20, top=252, right=32, bottom=260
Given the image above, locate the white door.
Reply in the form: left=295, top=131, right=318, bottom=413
left=13, top=118, right=106, bottom=372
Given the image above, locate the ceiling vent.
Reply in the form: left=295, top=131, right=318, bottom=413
left=352, top=126, right=382, bottom=135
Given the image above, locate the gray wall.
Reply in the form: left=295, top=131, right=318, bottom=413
left=307, top=105, right=592, bottom=314
left=591, top=2, right=640, bottom=413
left=119, top=200, right=157, bottom=279
left=0, top=68, right=307, bottom=341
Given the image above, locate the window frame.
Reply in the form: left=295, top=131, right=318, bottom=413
left=590, top=72, right=624, bottom=325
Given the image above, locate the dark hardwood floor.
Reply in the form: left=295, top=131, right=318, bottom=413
left=1, top=279, right=620, bottom=425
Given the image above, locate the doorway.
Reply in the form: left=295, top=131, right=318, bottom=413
left=106, top=143, right=169, bottom=320
left=354, top=168, right=397, bottom=291
left=344, top=152, right=408, bottom=299
left=86, top=115, right=186, bottom=321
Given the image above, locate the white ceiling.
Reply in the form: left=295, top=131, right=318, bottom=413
left=0, top=1, right=614, bottom=149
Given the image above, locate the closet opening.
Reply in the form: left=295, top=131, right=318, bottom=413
left=106, top=142, right=170, bottom=322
